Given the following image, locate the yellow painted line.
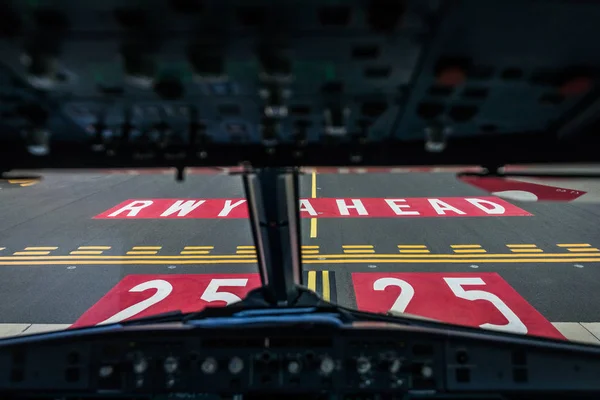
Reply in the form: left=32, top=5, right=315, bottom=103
left=77, top=246, right=111, bottom=250
left=399, top=250, right=430, bottom=253
left=453, top=249, right=487, bottom=253
left=131, top=246, right=161, bottom=250
left=8, top=179, right=38, bottom=187
left=451, top=245, right=482, bottom=248
left=70, top=251, right=103, bottom=255
left=568, top=248, right=600, bottom=252
left=237, top=250, right=257, bottom=254
left=307, top=271, right=317, bottom=291
left=302, top=245, right=319, bottom=249
left=180, top=251, right=211, bottom=255
left=4, top=257, right=600, bottom=266
left=343, top=250, right=376, bottom=254
left=303, top=258, right=600, bottom=264
left=0, top=260, right=259, bottom=265
left=3, top=252, right=600, bottom=261
left=322, top=271, right=330, bottom=301
left=342, top=245, right=374, bottom=249
left=24, top=247, right=57, bottom=251
left=126, top=251, right=158, bottom=255
left=301, top=253, right=600, bottom=259
left=184, top=246, right=214, bottom=250
left=301, top=250, right=320, bottom=254
left=557, top=244, right=591, bottom=247
left=510, top=249, right=544, bottom=253
left=398, top=245, right=427, bottom=248
left=310, top=171, right=318, bottom=238
left=0, top=248, right=4, bottom=251
left=237, top=246, right=256, bottom=249
left=13, top=251, right=50, bottom=255
left=0, top=255, right=258, bottom=260
left=507, top=244, right=538, bottom=248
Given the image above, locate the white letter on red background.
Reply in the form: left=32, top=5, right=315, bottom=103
left=299, top=199, right=318, bottom=216
left=465, top=198, right=506, bottom=215
left=160, top=200, right=206, bottom=217
left=218, top=200, right=246, bottom=217
left=428, top=199, right=466, bottom=215
left=336, top=199, right=368, bottom=215
left=384, top=199, right=420, bottom=215
left=108, top=200, right=154, bottom=217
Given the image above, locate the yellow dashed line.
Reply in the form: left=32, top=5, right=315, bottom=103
left=70, top=251, right=103, bottom=255
left=180, top=251, right=211, bottom=255
left=237, top=250, right=257, bottom=254
left=24, top=247, right=57, bottom=251
left=184, top=246, right=214, bottom=250
left=451, top=244, right=482, bottom=249
left=343, top=249, right=376, bottom=254
left=77, top=246, right=111, bottom=250
left=14, top=251, right=50, bottom=255
left=507, top=244, right=538, bottom=248
left=131, top=246, right=162, bottom=250
left=399, top=249, right=430, bottom=254
left=453, top=249, right=487, bottom=253
left=127, top=251, right=158, bottom=255
left=302, top=245, right=319, bottom=249
left=342, top=245, right=374, bottom=249
left=510, top=249, right=544, bottom=253
left=302, top=250, right=320, bottom=254
left=237, top=246, right=255, bottom=249
left=568, top=248, right=600, bottom=252
left=557, top=244, right=591, bottom=247
left=322, top=271, right=330, bottom=301
left=398, top=245, right=427, bottom=248
left=307, top=271, right=316, bottom=291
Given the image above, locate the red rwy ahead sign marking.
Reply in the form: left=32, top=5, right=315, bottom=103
left=95, top=197, right=531, bottom=219
left=352, top=272, right=563, bottom=339
left=72, top=274, right=261, bottom=328
left=459, top=176, right=586, bottom=202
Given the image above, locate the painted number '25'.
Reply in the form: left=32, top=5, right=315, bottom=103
left=98, top=278, right=249, bottom=325
left=373, top=277, right=528, bottom=334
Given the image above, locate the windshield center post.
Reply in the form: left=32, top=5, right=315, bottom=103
left=242, top=166, right=303, bottom=306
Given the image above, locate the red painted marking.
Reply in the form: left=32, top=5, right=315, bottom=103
left=352, top=272, right=564, bottom=339
left=71, top=274, right=261, bottom=328
left=94, top=196, right=531, bottom=219
left=459, top=176, right=586, bottom=201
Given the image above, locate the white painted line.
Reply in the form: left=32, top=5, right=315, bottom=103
left=23, top=324, right=71, bottom=334
left=0, top=324, right=32, bottom=338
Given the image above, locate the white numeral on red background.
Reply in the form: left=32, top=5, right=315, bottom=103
left=373, top=276, right=528, bottom=334
left=98, top=279, right=173, bottom=325
left=200, top=279, right=249, bottom=305
left=373, top=277, right=415, bottom=313
left=443, top=277, right=527, bottom=334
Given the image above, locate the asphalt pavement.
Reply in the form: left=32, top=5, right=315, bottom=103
left=1, top=169, right=600, bottom=342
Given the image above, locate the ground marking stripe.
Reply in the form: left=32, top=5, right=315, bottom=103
left=307, top=271, right=317, bottom=291
left=70, top=251, right=103, bottom=255
left=451, top=245, right=482, bottom=248
left=507, top=244, right=538, bottom=248
left=237, top=246, right=255, bottom=249
left=77, top=246, right=111, bottom=250
left=453, top=249, right=487, bottom=253
left=180, top=251, right=211, bottom=255
left=342, top=245, right=374, bottom=249
left=568, top=248, right=600, bottom=252
left=184, top=246, right=214, bottom=250
left=557, top=244, right=591, bottom=247
left=131, top=246, right=162, bottom=250
left=322, top=271, right=330, bottom=301
left=510, top=249, right=544, bottom=253
left=399, top=250, right=430, bottom=253
left=126, top=251, right=158, bottom=255
left=24, top=247, right=58, bottom=251
left=13, top=251, right=50, bottom=255
left=2, top=252, right=600, bottom=260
